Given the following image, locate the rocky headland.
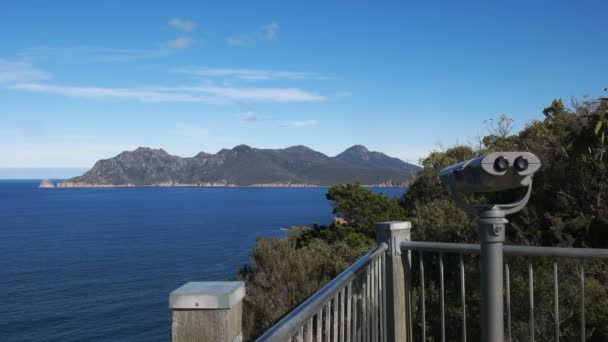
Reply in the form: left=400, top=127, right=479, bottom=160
left=49, top=145, right=420, bottom=188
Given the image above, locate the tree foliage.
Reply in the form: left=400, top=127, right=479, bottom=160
left=237, top=230, right=375, bottom=340
left=326, top=183, right=406, bottom=235
left=402, top=95, right=608, bottom=341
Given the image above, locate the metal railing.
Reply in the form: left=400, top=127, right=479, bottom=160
left=169, top=221, right=608, bottom=341
left=256, top=243, right=388, bottom=342
left=401, top=241, right=608, bottom=342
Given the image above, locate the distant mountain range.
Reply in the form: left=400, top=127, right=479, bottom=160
left=49, top=145, right=420, bottom=188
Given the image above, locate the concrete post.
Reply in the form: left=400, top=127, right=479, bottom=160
left=375, top=221, right=412, bottom=342
left=169, top=281, right=245, bottom=342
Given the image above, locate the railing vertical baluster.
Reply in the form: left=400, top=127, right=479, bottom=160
left=420, top=251, right=426, bottom=342
left=381, top=252, right=387, bottom=342
left=370, top=260, right=374, bottom=342
left=369, top=263, right=373, bottom=341
left=378, top=257, right=381, bottom=342
left=333, top=293, right=338, bottom=342
left=325, top=302, right=331, bottom=342
left=370, top=261, right=378, bottom=342
left=529, top=258, right=535, bottom=342
left=307, top=316, right=313, bottom=342
left=505, top=262, right=512, bottom=342
left=407, top=248, right=413, bottom=342
left=297, top=325, right=304, bottom=342
left=355, top=274, right=360, bottom=342
left=553, top=260, right=559, bottom=342
left=460, top=253, right=466, bottom=342
left=360, top=270, right=364, bottom=342
left=344, top=280, right=353, bottom=342
left=361, top=273, right=365, bottom=342
left=580, top=260, right=585, bottom=342
left=357, top=272, right=361, bottom=342
left=368, top=263, right=372, bottom=341
left=377, top=257, right=384, bottom=342
left=317, top=310, right=322, bottom=342
left=340, top=287, right=345, bottom=342
left=376, top=257, right=381, bottom=342
left=369, top=262, right=373, bottom=342
left=353, top=275, right=359, bottom=342
left=376, top=256, right=382, bottom=342
left=359, top=273, right=366, bottom=342
left=359, top=272, right=364, bottom=342
left=372, top=260, right=376, bottom=342
left=346, top=282, right=352, bottom=342
left=440, top=252, right=445, bottom=342
left=363, top=266, right=371, bottom=341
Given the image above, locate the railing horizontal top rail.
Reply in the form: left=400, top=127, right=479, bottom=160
left=255, top=242, right=388, bottom=342
left=400, top=241, right=608, bottom=259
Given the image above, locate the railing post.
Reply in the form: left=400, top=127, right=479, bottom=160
left=375, top=221, right=412, bottom=342
left=477, top=208, right=506, bottom=342
left=169, top=281, right=245, bottom=342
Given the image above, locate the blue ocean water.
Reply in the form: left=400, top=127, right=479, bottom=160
left=0, top=180, right=403, bottom=342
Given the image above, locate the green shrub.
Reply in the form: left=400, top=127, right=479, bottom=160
left=237, top=230, right=374, bottom=340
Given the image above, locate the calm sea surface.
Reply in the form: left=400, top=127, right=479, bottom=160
left=0, top=180, right=403, bottom=342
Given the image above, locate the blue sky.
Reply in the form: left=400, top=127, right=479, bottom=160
left=0, top=0, right=606, bottom=176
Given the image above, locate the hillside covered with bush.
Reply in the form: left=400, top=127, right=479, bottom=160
left=237, top=94, right=608, bottom=340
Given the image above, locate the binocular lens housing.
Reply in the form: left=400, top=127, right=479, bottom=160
left=514, top=156, right=529, bottom=171
left=493, top=156, right=509, bottom=172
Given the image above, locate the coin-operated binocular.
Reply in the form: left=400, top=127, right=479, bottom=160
left=439, top=152, right=541, bottom=216
left=439, top=151, right=541, bottom=342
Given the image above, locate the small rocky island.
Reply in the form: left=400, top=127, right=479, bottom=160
left=48, top=145, right=420, bottom=188
left=38, top=179, right=55, bottom=188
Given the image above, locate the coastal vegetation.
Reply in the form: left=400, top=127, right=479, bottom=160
left=237, top=94, right=608, bottom=340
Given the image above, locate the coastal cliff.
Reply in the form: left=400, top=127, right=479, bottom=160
left=54, top=145, right=420, bottom=188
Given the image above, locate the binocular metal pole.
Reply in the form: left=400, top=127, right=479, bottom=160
left=477, top=207, right=507, bottom=342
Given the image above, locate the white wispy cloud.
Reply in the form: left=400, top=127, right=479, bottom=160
left=0, top=59, right=49, bottom=83
left=226, top=22, right=280, bottom=46
left=238, top=111, right=264, bottom=122
left=257, top=22, right=280, bottom=41
left=8, top=83, right=325, bottom=103
left=169, top=18, right=199, bottom=32
left=19, top=46, right=172, bottom=63
left=167, top=37, right=196, bottom=49
left=178, top=67, right=325, bottom=81
left=8, top=83, right=217, bottom=103
left=280, top=119, right=320, bottom=127
left=183, top=86, right=324, bottom=102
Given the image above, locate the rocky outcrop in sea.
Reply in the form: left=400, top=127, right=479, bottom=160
left=38, top=179, right=55, bottom=188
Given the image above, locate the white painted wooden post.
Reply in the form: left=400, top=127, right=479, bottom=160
left=169, top=281, right=245, bottom=342
left=375, top=221, right=412, bottom=342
